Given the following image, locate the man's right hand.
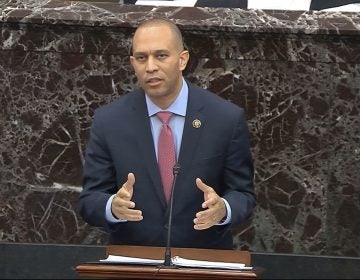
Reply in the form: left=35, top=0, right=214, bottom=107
left=111, top=173, right=143, bottom=221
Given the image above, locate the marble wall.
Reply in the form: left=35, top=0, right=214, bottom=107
left=0, top=0, right=359, bottom=257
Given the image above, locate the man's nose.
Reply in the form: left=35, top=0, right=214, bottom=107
left=145, top=56, right=158, bottom=72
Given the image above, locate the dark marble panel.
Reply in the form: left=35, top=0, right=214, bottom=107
left=251, top=252, right=360, bottom=279
left=0, top=0, right=360, bottom=258
left=184, top=31, right=360, bottom=63
left=0, top=49, right=120, bottom=244
left=326, top=63, right=360, bottom=257
left=0, top=242, right=106, bottom=279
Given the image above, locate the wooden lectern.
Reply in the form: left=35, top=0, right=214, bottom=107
left=76, top=245, right=263, bottom=279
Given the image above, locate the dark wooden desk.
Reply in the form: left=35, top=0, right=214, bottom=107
left=76, top=245, right=263, bottom=279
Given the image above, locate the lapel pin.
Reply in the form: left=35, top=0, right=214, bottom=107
left=192, top=119, right=201, bottom=128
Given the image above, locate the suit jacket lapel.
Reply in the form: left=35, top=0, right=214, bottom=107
left=171, top=84, right=205, bottom=216
left=178, top=83, right=205, bottom=174
left=130, top=89, right=167, bottom=208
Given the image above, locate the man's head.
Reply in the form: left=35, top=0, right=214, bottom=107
left=130, top=18, right=189, bottom=109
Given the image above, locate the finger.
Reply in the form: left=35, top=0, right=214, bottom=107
left=111, top=196, right=143, bottom=221
left=196, top=179, right=219, bottom=208
left=196, top=178, right=215, bottom=206
left=115, top=210, right=143, bottom=221
left=116, top=188, right=132, bottom=201
left=202, top=195, right=218, bottom=209
left=194, top=222, right=214, bottom=230
left=195, top=208, right=212, bottom=219
left=195, top=178, right=213, bottom=193
left=113, top=195, right=135, bottom=208
left=193, top=216, right=210, bottom=230
left=116, top=208, right=143, bottom=221
left=111, top=194, right=134, bottom=212
left=116, top=173, right=136, bottom=198
left=125, top=215, right=143, bottom=221
left=194, top=209, right=214, bottom=224
left=124, top=173, right=135, bottom=191
left=193, top=213, right=216, bottom=230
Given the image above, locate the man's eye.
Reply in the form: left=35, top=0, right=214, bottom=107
left=157, top=54, right=168, bottom=59
left=135, top=56, right=146, bottom=62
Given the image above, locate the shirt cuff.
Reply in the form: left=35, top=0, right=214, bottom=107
left=105, top=194, right=127, bottom=223
left=216, top=198, right=231, bottom=225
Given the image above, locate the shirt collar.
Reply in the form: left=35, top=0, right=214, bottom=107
left=146, top=78, right=188, bottom=117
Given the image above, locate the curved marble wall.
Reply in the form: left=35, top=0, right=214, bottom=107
left=0, top=0, right=359, bottom=257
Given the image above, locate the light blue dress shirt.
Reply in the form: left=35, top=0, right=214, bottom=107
left=145, top=79, right=187, bottom=161
left=105, top=78, right=231, bottom=225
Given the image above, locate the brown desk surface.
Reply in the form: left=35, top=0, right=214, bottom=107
left=76, top=263, right=262, bottom=279
left=76, top=245, right=263, bottom=279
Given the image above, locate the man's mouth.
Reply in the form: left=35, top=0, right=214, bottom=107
left=146, top=77, right=162, bottom=86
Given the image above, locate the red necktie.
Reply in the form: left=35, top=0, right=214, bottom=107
left=157, top=111, right=176, bottom=203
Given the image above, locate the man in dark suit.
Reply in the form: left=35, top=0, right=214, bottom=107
left=78, top=18, right=255, bottom=249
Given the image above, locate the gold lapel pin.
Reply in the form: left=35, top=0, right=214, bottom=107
left=192, top=119, right=201, bottom=128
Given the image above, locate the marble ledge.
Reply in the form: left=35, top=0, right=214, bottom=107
left=1, top=0, right=360, bottom=36
left=28, top=180, right=82, bottom=192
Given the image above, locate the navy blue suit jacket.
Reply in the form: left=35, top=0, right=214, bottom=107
left=78, top=81, right=255, bottom=249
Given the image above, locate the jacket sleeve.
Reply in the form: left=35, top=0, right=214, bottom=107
left=222, top=109, right=256, bottom=227
left=77, top=109, right=117, bottom=231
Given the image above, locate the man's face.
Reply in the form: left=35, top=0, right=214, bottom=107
left=130, top=24, right=189, bottom=109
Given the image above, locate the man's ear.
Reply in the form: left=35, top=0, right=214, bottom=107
left=179, top=50, right=189, bottom=71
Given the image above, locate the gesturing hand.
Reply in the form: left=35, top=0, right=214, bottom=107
left=111, top=173, right=143, bottom=221
left=193, top=178, right=227, bottom=230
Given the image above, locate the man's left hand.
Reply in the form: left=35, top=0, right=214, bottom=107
left=193, top=178, right=227, bottom=230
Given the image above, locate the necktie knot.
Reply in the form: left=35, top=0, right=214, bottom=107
left=157, top=111, right=172, bottom=125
